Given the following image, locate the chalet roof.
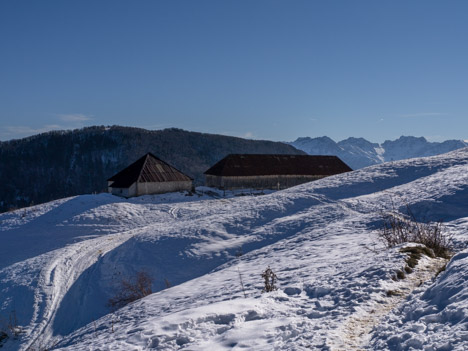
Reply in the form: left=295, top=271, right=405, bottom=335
left=108, top=153, right=192, bottom=188
left=204, top=154, right=352, bottom=177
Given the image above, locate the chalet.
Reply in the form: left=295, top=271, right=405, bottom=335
left=107, top=153, right=192, bottom=197
left=204, top=154, right=352, bottom=190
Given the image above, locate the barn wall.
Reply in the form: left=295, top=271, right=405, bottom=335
left=136, top=180, right=192, bottom=196
left=205, top=175, right=324, bottom=190
left=110, top=182, right=137, bottom=197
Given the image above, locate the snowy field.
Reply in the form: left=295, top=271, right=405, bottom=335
left=1, top=148, right=468, bottom=350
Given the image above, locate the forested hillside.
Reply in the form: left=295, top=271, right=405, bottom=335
left=0, top=126, right=303, bottom=212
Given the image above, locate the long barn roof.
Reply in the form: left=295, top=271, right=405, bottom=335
left=204, top=154, right=352, bottom=177
left=108, top=153, right=192, bottom=188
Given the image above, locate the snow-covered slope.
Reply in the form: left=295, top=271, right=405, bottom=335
left=1, top=148, right=468, bottom=350
left=291, top=135, right=468, bottom=170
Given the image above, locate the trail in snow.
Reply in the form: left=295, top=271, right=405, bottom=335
left=329, top=253, right=447, bottom=350
left=17, top=219, right=182, bottom=351
left=370, top=248, right=468, bottom=350
left=22, top=232, right=134, bottom=350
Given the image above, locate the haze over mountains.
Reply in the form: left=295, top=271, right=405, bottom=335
left=290, top=136, right=468, bottom=170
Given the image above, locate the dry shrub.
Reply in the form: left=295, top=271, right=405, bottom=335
left=0, top=310, right=23, bottom=347
left=261, top=266, right=278, bottom=293
left=379, top=205, right=452, bottom=258
left=108, top=271, right=153, bottom=310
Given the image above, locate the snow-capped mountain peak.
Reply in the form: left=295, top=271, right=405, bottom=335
left=290, top=135, right=468, bottom=169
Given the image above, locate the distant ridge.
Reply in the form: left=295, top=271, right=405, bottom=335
left=0, top=126, right=304, bottom=212
left=290, top=136, right=468, bottom=169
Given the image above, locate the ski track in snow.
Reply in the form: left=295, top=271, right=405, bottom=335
left=23, top=231, right=137, bottom=350
left=0, top=148, right=467, bottom=350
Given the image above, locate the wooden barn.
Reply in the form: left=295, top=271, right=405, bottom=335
left=107, top=153, right=192, bottom=197
left=204, top=154, right=352, bottom=190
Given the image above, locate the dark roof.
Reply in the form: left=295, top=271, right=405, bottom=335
left=108, top=153, right=192, bottom=188
left=204, top=154, right=352, bottom=177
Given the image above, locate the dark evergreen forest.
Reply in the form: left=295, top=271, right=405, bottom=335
left=0, top=126, right=304, bottom=212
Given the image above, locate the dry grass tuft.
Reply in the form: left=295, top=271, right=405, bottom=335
left=379, top=204, right=452, bottom=259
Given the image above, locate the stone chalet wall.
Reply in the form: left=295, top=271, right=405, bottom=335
left=110, top=182, right=137, bottom=197
left=136, top=180, right=192, bottom=196
left=109, top=180, right=192, bottom=198
left=205, top=174, right=324, bottom=190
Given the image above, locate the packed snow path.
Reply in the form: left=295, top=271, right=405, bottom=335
left=369, top=247, right=468, bottom=350
left=0, top=148, right=467, bottom=350
left=329, top=253, right=447, bottom=350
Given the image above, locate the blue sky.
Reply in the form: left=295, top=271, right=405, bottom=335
left=1, top=0, right=467, bottom=143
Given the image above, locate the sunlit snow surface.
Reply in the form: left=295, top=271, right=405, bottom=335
left=1, top=149, right=468, bottom=350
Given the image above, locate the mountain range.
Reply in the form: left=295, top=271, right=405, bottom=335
left=290, top=136, right=468, bottom=169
